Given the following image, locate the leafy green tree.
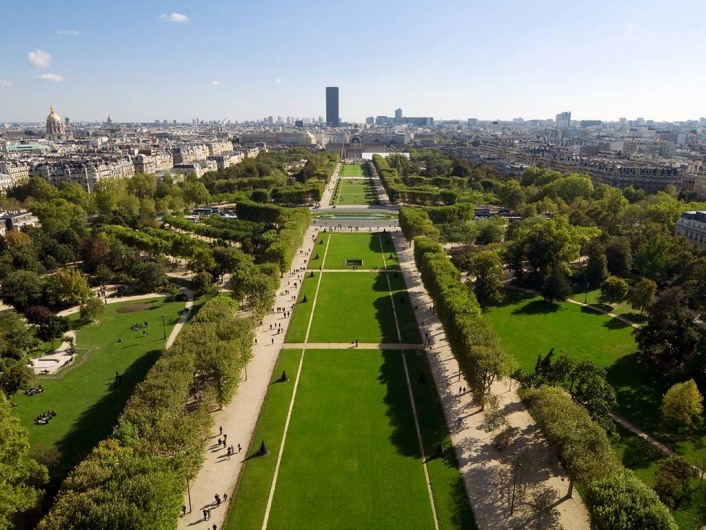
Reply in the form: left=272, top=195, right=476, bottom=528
left=629, top=277, right=657, bottom=315
left=568, top=360, right=617, bottom=433
left=660, top=379, right=703, bottom=431
left=1, top=363, right=35, bottom=396
left=191, top=272, right=214, bottom=297
left=542, top=263, right=572, bottom=302
left=37, top=316, right=70, bottom=347
left=80, top=296, right=105, bottom=323
left=0, top=311, right=38, bottom=360
left=585, top=241, right=608, bottom=286
left=600, top=276, right=628, bottom=303
left=654, top=456, right=697, bottom=510
left=130, top=262, right=167, bottom=293
left=469, top=250, right=505, bottom=307
left=0, top=392, right=48, bottom=527
left=44, top=268, right=92, bottom=309
left=635, top=287, right=700, bottom=370
left=0, top=270, right=45, bottom=312
left=585, top=470, right=677, bottom=530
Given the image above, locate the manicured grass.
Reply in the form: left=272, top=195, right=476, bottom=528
left=339, top=163, right=370, bottom=177
left=404, top=349, right=477, bottom=529
left=484, top=289, right=637, bottom=372
left=12, top=296, right=187, bottom=476
left=308, top=272, right=416, bottom=343
left=571, top=286, right=647, bottom=324
left=317, top=232, right=399, bottom=270
left=283, top=275, right=318, bottom=343
left=224, top=349, right=302, bottom=529
left=335, top=180, right=377, bottom=205
left=228, top=349, right=473, bottom=529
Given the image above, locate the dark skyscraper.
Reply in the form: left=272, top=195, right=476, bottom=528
left=326, top=86, right=339, bottom=126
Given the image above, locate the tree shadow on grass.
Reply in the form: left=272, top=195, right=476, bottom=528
left=603, top=317, right=632, bottom=330
left=512, top=300, right=561, bottom=316
left=379, top=350, right=476, bottom=527
left=606, top=353, right=667, bottom=437
left=42, top=348, right=163, bottom=508
left=620, top=433, right=664, bottom=469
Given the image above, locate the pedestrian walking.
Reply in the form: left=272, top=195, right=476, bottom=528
left=272, top=338, right=274, bottom=345
left=217, top=437, right=222, bottom=447
left=203, top=509, right=208, bottom=520
left=238, top=443, right=242, bottom=453
left=224, top=492, right=228, bottom=502
left=223, top=433, right=227, bottom=444
left=219, top=426, right=223, bottom=435
left=182, top=505, right=186, bottom=517
left=215, top=494, right=221, bottom=506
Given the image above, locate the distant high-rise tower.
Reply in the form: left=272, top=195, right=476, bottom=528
left=395, top=108, right=403, bottom=119
left=555, top=111, right=571, bottom=129
left=326, top=87, right=339, bottom=126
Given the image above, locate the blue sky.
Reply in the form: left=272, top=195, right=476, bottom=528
left=1, top=0, right=705, bottom=123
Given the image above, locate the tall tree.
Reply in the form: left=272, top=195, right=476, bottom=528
left=0, top=393, right=48, bottom=528
left=629, top=277, right=657, bottom=315
left=44, top=268, right=92, bottom=309
left=635, top=287, right=700, bottom=371
left=660, top=379, right=703, bottom=431
left=469, top=250, right=505, bottom=307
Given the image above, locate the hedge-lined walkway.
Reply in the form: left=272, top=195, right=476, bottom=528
left=393, top=233, right=591, bottom=530
left=177, top=227, right=320, bottom=530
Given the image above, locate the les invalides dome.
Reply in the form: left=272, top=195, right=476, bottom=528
left=46, top=105, right=66, bottom=139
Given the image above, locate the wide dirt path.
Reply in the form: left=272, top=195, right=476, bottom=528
left=393, top=233, right=590, bottom=530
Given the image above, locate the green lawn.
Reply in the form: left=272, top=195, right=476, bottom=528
left=314, top=232, right=399, bottom=270
left=225, top=349, right=302, bottom=529
left=484, top=289, right=637, bottom=372
left=308, top=272, right=418, bottom=343
left=12, top=296, right=186, bottom=477
left=334, top=179, right=377, bottom=205
left=571, top=286, right=647, bottom=325
left=339, top=163, right=370, bottom=177
left=226, top=349, right=474, bottom=529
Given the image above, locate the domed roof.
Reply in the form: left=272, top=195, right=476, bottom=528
left=47, top=105, right=62, bottom=124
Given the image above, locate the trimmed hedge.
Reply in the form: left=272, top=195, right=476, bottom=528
left=413, top=236, right=513, bottom=401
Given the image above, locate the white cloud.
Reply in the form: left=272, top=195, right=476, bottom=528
left=0, top=80, right=12, bottom=88
left=28, top=49, right=52, bottom=67
left=56, top=29, right=79, bottom=36
left=212, top=80, right=219, bottom=86
left=160, top=12, right=188, bottom=23
left=38, top=73, right=65, bottom=83
left=275, top=78, right=281, bottom=84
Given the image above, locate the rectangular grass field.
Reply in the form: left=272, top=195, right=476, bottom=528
left=225, top=349, right=475, bottom=529
left=339, top=163, right=370, bottom=177
left=313, top=232, right=399, bottom=270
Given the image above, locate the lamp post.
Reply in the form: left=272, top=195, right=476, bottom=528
left=161, top=315, right=166, bottom=340
left=510, top=452, right=523, bottom=515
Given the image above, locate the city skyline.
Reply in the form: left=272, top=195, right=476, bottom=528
left=1, top=0, right=706, bottom=123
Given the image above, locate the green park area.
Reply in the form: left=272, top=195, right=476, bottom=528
left=485, top=288, right=706, bottom=529
left=311, top=231, right=400, bottom=270
left=12, top=296, right=186, bottom=478
left=334, top=178, right=377, bottom=205
left=227, top=233, right=474, bottom=529
left=339, top=163, right=370, bottom=177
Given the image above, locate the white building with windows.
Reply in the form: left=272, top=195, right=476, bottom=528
left=676, top=211, right=706, bottom=246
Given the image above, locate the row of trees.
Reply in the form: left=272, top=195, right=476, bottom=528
left=524, top=385, right=677, bottom=528
left=38, top=295, right=253, bottom=529
left=413, top=236, right=515, bottom=407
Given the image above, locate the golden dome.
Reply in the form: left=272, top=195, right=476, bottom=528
left=47, top=105, right=62, bottom=124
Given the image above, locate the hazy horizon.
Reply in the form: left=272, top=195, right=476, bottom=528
left=2, top=0, right=705, bottom=123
